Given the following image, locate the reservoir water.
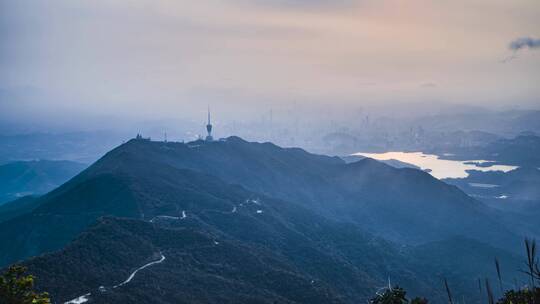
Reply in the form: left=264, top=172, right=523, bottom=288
left=353, top=151, right=517, bottom=179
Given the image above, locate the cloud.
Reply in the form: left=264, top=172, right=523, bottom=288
left=509, top=37, right=540, bottom=51
left=420, top=82, right=437, bottom=88
left=501, top=37, right=540, bottom=63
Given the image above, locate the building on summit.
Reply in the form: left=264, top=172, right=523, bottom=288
left=135, top=133, right=150, bottom=141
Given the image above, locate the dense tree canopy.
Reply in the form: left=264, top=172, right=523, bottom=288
left=370, top=286, right=429, bottom=304
left=0, top=265, right=50, bottom=304
left=497, top=288, right=540, bottom=304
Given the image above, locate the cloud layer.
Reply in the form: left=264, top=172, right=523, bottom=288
left=1, top=0, right=539, bottom=125
left=509, top=37, right=540, bottom=51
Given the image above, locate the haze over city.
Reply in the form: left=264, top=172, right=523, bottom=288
left=1, top=0, right=539, bottom=135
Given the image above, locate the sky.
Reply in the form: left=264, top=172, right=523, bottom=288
left=1, top=0, right=539, bottom=130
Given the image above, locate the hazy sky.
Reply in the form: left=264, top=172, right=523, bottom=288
left=1, top=0, right=539, bottom=127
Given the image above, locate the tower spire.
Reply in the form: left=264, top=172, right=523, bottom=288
left=205, top=106, right=213, bottom=141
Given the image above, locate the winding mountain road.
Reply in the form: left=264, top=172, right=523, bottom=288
left=113, top=252, right=166, bottom=288
left=64, top=252, right=166, bottom=304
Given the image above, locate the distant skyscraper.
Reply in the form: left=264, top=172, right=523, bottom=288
left=205, top=107, right=213, bottom=142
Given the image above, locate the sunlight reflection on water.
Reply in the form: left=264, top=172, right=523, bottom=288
left=352, top=151, right=517, bottom=179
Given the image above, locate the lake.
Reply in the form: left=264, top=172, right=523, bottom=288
left=352, top=151, right=517, bottom=179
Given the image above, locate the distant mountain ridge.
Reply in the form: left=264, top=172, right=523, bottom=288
left=0, top=159, right=86, bottom=204
left=0, top=137, right=533, bottom=303
left=89, top=137, right=520, bottom=246
left=440, top=135, right=540, bottom=167
left=0, top=136, right=526, bottom=265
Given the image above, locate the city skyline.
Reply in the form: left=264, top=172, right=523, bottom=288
left=1, top=0, right=539, bottom=131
